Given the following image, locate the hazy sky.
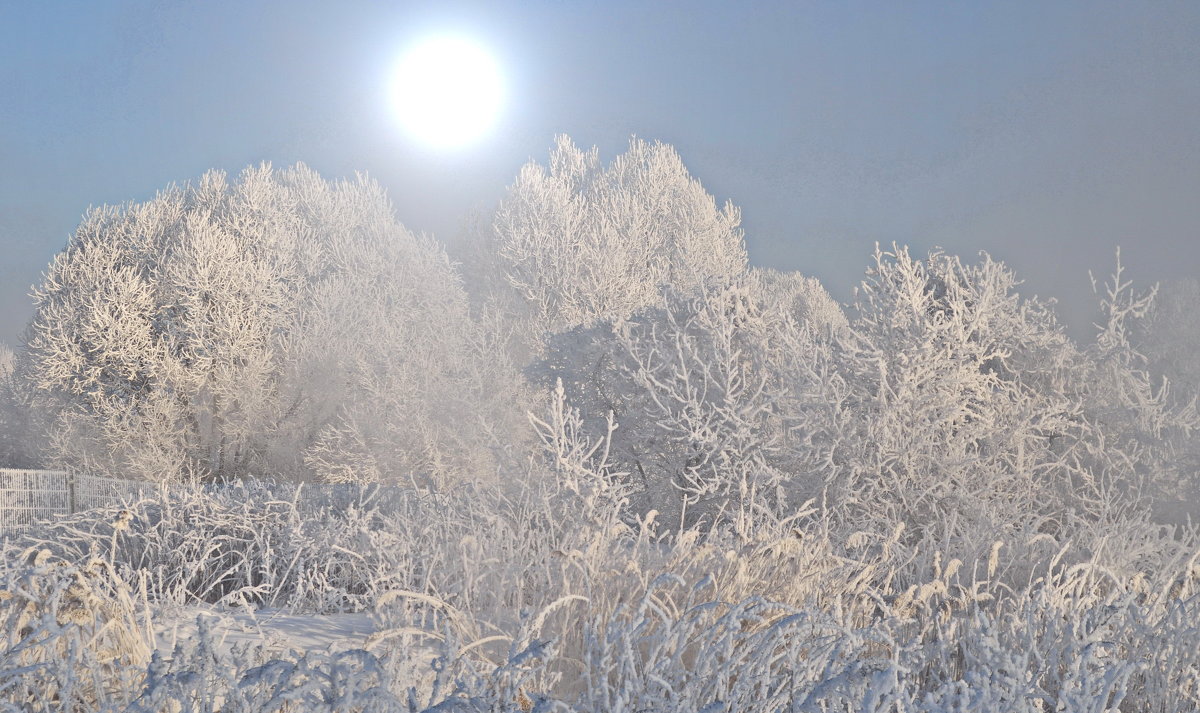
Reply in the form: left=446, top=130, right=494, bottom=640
left=2, top=0, right=1197, bottom=345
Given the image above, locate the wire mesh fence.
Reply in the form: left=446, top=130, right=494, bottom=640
left=0, top=471, right=420, bottom=531
left=0, top=469, right=150, bottom=529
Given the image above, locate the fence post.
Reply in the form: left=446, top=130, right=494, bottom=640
left=68, top=472, right=77, bottom=515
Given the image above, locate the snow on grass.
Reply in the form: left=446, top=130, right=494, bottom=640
left=1, top=477, right=1198, bottom=711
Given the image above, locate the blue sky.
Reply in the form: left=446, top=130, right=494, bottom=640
left=2, top=0, right=1198, bottom=344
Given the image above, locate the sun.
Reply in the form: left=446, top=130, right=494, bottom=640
left=391, top=37, right=503, bottom=149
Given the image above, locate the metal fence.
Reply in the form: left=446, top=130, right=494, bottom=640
left=0, top=469, right=150, bottom=529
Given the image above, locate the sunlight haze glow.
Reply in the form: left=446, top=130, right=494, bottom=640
left=391, top=36, right=503, bottom=148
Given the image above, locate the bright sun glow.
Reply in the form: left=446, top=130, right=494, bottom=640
left=391, top=37, right=503, bottom=148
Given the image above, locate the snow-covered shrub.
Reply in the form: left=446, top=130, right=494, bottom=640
left=370, top=507, right=1200, bottom=712
left=531, top=276, right=840, bottom=532
left=129, top=623, right=402, bottom=713
left=817, top=246, right=1097, bottom=555
left=6, top=480, right=430, bottom=613
left=0, top=546, right=151, bottom=711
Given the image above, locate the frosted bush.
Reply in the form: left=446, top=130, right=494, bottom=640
left=5, top=480, right=427, bottom=613
left=0, top=547, right=151, bottom=711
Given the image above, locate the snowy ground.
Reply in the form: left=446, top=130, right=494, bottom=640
left=154, top=607, right=377, bottom=660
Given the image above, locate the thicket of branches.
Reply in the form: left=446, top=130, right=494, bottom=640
left=1, top=136, right=1198, bottom=710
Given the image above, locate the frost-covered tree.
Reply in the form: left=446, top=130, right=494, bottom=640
left=827, top=247, right=1096, bottom=541
left=747, top=266, right=848, bottom=334
left=533, top=272, right=844, bottom=531
left=1134, top=277, right=1200, bottom=398
left=297, top=225, right=530, bottom=487
left=534, top=243, right=1196, bottom=552
left=1084, top=261, right=1199, bottom=517
left=26, top=164, right=523, bottom=484
left=1129, top=276, right=1200, bottom=515
left=0, top=343, right=39, bottom=467
left=0, top=345, right=12, bottom=383
left=818, top=247, right=1198, bottom=548
left=466, top=135, right=749, bottom=356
